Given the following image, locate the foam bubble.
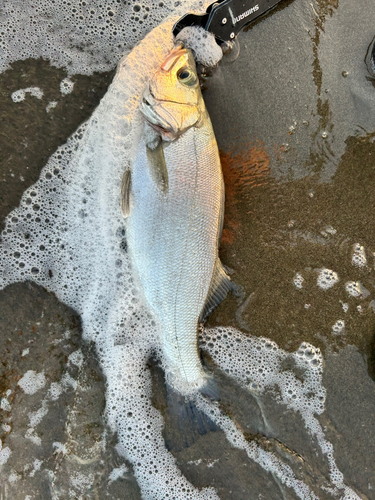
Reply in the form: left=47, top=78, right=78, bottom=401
left=351, top=243, right=367, bottom=267
left=176, top=26, right=223, bottom=67
left=317, top=268, right=339, bottom=289
left=332, top=319, right=345, bottom=335
left=25, top=428, right=42, bottom=446
left=48, top=382, right=63, bottom=401
left=345, top=281, right=370, bottom=298
left=60, top=78, right=75, bottom=95
left=29, top=458, right=43, bottom=477
left=8, top=471, right=20, bottom=483
left=340, top=300, right=349, bottom=313
left=0, top=0, right=181, bottom=76
left=68, top=349, right=83, bottom=368
left=18, top=370, right=46, bottom=395
left=0, top=398, right=11, bottom=411
left=70, top=472, right=95, bottom=492
left=52, top=442, right=68, bottom=455
left=201, top=328, right=359, bottom=498
left=11, top=87, right=44, bottom=102
left=293, top=272, right=304, bottom=289
left=0, top=443, right=12, bottom=465
left=108, top=464, right=128, bottom=484
left=46, top=101, right=58, bottom=113
left=28, top=400, right=49, bottom=427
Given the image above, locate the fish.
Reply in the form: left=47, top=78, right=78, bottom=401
left=122, top=45, right=233, bottom=396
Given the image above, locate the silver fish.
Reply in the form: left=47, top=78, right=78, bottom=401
left=123, top=46, right=232, bottom=395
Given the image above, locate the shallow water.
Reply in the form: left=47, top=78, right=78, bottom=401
left=1, top=0, right=375, bottom=498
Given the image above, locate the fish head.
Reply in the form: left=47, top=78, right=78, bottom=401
left=141, top=47, right=204, bottom=141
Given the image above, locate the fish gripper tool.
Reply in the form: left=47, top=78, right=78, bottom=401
left=173, top=0, right=285, bottom=45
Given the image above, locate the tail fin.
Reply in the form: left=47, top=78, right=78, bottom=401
left=165, top=384, right=218, bottom=452
left=200, top=376, right=220, bottom=401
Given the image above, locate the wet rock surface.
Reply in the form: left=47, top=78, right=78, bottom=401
left=1, top=0, right=375, bottom=498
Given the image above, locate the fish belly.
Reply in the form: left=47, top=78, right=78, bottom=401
left=128, top=124, right=223, bottom=393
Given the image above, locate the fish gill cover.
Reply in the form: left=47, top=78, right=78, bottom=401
left=0, top=0, right=372, bottom=499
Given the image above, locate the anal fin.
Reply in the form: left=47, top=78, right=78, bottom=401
left=200, top=259, right=236, bottom=322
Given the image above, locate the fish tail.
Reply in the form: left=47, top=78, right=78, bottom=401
left=200, top=375, right=220, bottom=401
left=165, top=383, right=218, bottom=452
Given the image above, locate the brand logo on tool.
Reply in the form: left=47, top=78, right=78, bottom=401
left=233, top=4, right=259, bottom=23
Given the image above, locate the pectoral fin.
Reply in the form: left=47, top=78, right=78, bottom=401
left=121, top=169, right=131, bottom=218
left=146, top=140, right=169, bottom=193
left=200, top=259, right=234, bottom=322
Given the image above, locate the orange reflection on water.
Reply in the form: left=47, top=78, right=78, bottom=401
left=220, top=142, right=270, bottom=245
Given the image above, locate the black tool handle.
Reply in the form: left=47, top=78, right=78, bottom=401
left=207, top=0, right=281, bottom=42
left=173, top=0, right=283, bottom=44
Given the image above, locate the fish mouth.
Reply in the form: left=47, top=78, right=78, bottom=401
left=140, top=88, right=179, bottom=140
left=141, top=94, right=172, bottom=134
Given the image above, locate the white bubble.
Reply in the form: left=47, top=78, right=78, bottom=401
left=0, top=441, right=11, bottom=465
left=351, top=243, right=367, bottom=267
left=46, top=101, right=58, bottom=113
left=108, top=464, right=128, bottom=483
left=68, top=349, right=83, bottom=368
left=345, top=281, right=370, bottom=298
left=48, top=382, right=63, bottom=401
left=60, top=78, right=75, bottom=95
left=176, top=26, right=223, bottom=67
left=11, top=87, right=43, bottom=102
left=317, top=268, right=339, bottom=289
left=0, top=398, right=11, bottom=411
left=332, top=320, right=345, bottom=335
left=11, top=89, right=25, bottom=102
left=52, top=442, right=67, bottom=455
left=8, top=471, right=20, bottom=483
left=325, top=225, right=337, bottom=235
left=25, top=428, right=42, bottom=446
left=29, top=458, right=43, bottom=477
left=0, top=0, right=181, bottom=76
left=288, top=121, right=297, bottom=134
left=293, top=272, right=304, bottom=289
left=18, top=370, right=46, bottom=395
left=200, top=328, right=360, bottom=497
left=340, top=300, right=349, bottom=313
left=70, top=471, right=95, bottom=492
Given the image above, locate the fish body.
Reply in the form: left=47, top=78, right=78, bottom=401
left=125, top=47, right=230, bottom=395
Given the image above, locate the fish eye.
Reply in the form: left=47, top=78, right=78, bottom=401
left=177, top=68, right=197, bottom=86
left=365, top=36, right=375, bottom=77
